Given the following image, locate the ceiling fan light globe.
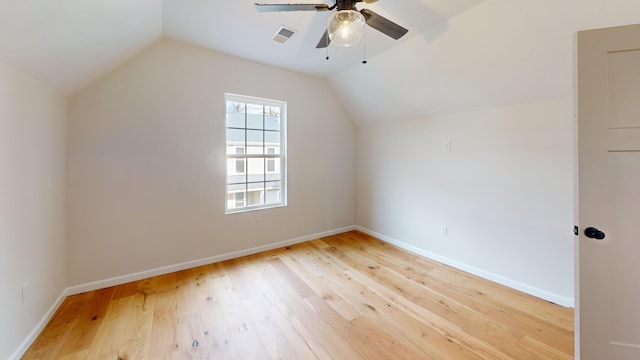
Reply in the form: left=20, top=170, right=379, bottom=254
left=327, top=10, right=365, bottom=47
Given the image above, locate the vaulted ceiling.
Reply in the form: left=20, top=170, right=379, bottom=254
left=2, top=0, right=640, bottom=125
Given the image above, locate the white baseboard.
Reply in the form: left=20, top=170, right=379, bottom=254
left=9, top=291, right=67, bottom=360
left=66, top=226, right=357, bottom=295
left=11, top=225, right=356, bottom=359
left=66, top=225, right=573, bottom=306
left=355, top=226, right=575, bottom=308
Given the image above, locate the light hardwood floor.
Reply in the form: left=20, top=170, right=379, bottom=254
left=23, top=231, right=574, bottom=359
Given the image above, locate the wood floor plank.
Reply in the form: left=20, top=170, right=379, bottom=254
left=267, top=257, right=316, bottom=299
left=23, top=230, right=574, bottom=359
left=243, top=296, right=301, bottom=360
left=118, top=290, right=155, bottom=360
left=56, top=349, right=88, bottom=360
left=277, top=299, right=364, bottom=360
left=176, top=314, right=210, bottom=359
left=150, top=288, right=179, bottom=357
left=304, top=294, right=397, bottom=360
left=112, top=280, right=139, bottom=300
left=278, top=250, right=361, bottom=321
left=58, top=286, right=116, bottom=357
left=195, top=266, right=240, bottom=359
left=174, top=268, right=211, bottom=359
left=22, top=293, right=92, bottom=360
left=349, top=314, right=426, bottom=360
left=86, top=296, right=133, bottom=359
left=211, top=262, right=272, bottom=359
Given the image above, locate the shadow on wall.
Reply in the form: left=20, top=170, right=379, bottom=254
left=380, top=0, right=449, bottom=43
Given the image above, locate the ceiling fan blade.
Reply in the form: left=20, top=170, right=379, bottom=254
left=316, top=30, right=331, bottom=48
left=360, top=9, right=408, bottom=40
left=254, top=3, right=330, bottom=12
left=362, top=0, right=378, bottom=3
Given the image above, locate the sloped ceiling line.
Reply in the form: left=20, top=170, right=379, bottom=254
left=3, top=0, right=640, bottom=124
left=0, top=0, right=484, bottom=97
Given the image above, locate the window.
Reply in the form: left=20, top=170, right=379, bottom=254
left=225, top=93, right=286, bottom=213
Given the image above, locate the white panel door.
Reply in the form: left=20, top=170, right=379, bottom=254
left=577, top=24, right=640, bottom=360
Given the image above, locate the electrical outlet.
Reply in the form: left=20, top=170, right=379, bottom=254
left=443, top=141, right=452, bottom=152
left=21, top=282, right=29, bottom=303
left=254, top=216, right=262, bottom=226
left=440, top=226, right=448, bottom=237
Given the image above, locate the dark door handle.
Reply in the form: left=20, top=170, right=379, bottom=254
left=584, top=227, right=606, bottom=240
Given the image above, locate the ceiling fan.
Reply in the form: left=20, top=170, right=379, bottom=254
left=255, top=0, right=409, bottom=48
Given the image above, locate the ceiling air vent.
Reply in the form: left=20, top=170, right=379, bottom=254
left=272, top=25, right=296, bottom=44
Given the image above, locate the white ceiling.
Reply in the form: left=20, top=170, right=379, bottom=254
left=330, top=0, right=640, bottom=124
left=0, top=0, right=483, bottom=96
left=0, top=0, right=162, bottom=96
left=163, top=0, right=484, bottom=78
left=2, top=0, right=640, bottom=125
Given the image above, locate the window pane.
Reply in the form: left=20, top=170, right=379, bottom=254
left=246, top=130, right=264, bottom=154
left=226, top=129, right=245, bottom=153
left=247, top=103, right=263, bottom=115
left=265, top=115, right=280, bottom=131
left=266, top=172, right=280, bottom=181
left=247, top=189, right=264, bottom=206
left=235, top=159, right=245, bottom=173
left=227, top=183, right=246, bottom=210
left=246, top=143, right=263, bottom=155
left=264, top=131, right=280, bottom=146
left=265, top=180, right=281, bottom=190
left=235, top=192, right=245, bottom=207
left=227, top=101, right=246, bottom=113
left=265, top=182, right=281, bottom=205
left=227, top=158, right=245, bottom=178
left=266, top=148, right=276, bottom=172
left=226, top=103, right=245, bottom=128
left=233, top=148, right=245, bottom=174
left=227, top=182, right=245, bottom=191
left=266, top=190, right=280, bottom=205
left=247, top=158, right=265, bottom=182
left=246, top=113, right=264, bottom=130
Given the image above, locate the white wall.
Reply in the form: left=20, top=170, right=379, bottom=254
left=357, top=98, right=574, bottom=304
left=67, top=39, right=356, bottom=286
left=0, top=63, right=67, bottom=359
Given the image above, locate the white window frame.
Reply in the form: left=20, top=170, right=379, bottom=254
left=225, top=93, right=287, bottom=214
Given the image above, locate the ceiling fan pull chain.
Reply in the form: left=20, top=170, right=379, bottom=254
left=362, top=43, right=367, bottom=64
left=362, top=28, right=368, bottom=64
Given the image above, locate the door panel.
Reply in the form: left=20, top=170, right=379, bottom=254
left=606, top=49, right=640, bottom=350
left=608, top=153, right=640, bottom=347
left=577, top=24, right=640, bottom=359
left=607, top=50, right=640, bottom=128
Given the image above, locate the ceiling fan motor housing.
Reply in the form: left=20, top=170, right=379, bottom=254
left=335, top=0, right=362, bottom=11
